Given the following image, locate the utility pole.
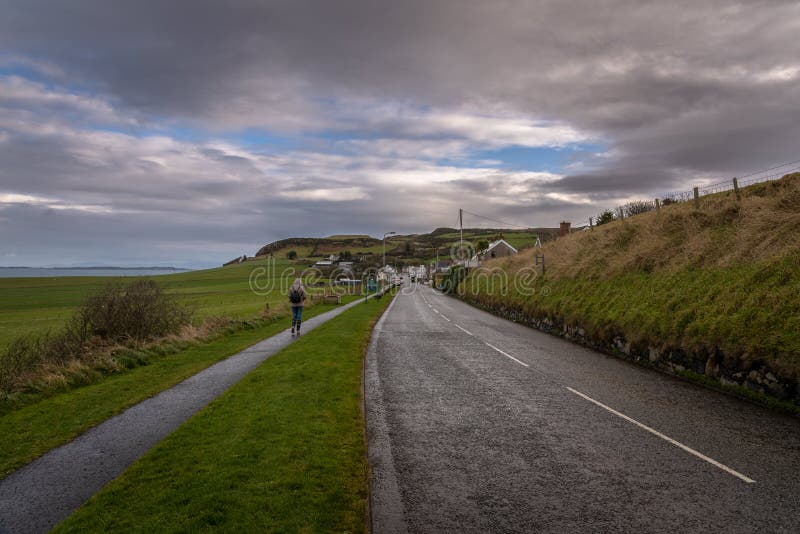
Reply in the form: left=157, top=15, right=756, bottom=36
left=382, top=231, right=396, bottom=269
left=459, top=208, right=463, bottom=247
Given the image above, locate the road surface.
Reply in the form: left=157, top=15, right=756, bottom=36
left=365, top=284, right=800, bottom=533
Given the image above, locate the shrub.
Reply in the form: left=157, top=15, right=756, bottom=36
left=624, top=200, right=655, bottom=217
left=80, top=280, right=192, bottom=342
left=286, top=250, right=298, bottom=260
left=596, top=209, right=616, bottom=226
left=0, top=280, right=192, bottom=394
left=440, top=265, right=467, bottom=294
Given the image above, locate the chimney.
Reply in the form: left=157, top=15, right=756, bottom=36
left=559, top=221, right=571, bottom=237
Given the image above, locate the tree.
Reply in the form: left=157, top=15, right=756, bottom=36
left=340, top=250, right=352, bottom=261
left=596, top=209, right=616, bottom=226
left=286, top=250, right=297, bottom=260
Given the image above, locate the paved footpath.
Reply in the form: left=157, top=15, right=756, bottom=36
left=0, top=296, right=375, bottom=534
left=366, top=284, right=800, bottom=533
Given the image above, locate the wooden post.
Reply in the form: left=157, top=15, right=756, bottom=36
left=733, top=177, right=740, bottom=200
left=693, top=187, right=700, bottom=209
left=655, top=198, right=660, bottom=213
left=589, top=216, right=593, bottom=229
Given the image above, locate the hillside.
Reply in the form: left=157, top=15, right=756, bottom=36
left=459, top=173, right=800, bottom=408
left=253, top=227, right=560, bottom=265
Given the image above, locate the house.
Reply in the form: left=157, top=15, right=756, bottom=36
left=469, top=239, right=518, bottom=266
left=435, top=260, right=452, bottom=273
left=376, top=265, right=397, bottom=282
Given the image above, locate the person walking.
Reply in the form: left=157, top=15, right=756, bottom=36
left=289, top=278, right=307, bottom=336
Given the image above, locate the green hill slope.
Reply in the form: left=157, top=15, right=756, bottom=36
left=459, top=173, right=800, bottom=408
left=254, top=227, right=559, bottom=264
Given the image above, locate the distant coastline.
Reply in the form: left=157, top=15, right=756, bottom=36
left=0, top=266, right=187, bottom=270
left=0, top=267, right=192, bottom=278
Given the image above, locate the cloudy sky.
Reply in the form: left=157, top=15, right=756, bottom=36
left=2, top=0, right=799, bottom=267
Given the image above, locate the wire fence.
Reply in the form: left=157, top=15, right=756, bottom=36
left=573, top=159, right=800, bottom=228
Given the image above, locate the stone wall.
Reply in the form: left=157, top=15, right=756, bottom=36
left=461, top=295, right=800, bottom=409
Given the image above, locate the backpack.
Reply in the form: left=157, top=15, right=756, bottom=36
left=289, top=288, right=302, bottom=304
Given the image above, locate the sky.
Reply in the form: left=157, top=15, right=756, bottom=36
left=1, top=0, right=799, bottom=267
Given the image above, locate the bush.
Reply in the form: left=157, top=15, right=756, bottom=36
left=623, top=200, right=655, bottom=217
left=439, top=265, right=467, bottom=294
left=0, top=280, right=192, bottom=394
left=286, top=250, right=297, bottom=260
left=80, top=280, right=192, bottom=342
left=596, top=209, right=616, bottom=226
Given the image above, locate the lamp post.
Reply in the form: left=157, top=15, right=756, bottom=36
left=382, top=231, right=396, bottom=270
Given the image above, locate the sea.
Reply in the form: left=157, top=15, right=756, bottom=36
left=0, top=267, right=192, bottom=278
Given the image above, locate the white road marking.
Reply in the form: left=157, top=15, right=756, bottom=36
left=566, top=387, right=756, bottom=484
left=484, top=342, right=529, bottom=367
left=455, top=324, right=473, bottom=336
left=440, top=314, right=451, bottom=322
left=432, top=308, right=439, bottom=314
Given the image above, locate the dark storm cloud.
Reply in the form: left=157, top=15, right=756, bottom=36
left=2, top=0, right=800, bottom=265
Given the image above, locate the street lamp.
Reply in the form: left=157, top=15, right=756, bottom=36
left=383, top=231, right=396, bottom=269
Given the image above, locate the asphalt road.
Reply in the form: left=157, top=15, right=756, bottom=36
left=0, top=296, right=373, bottom=534
left=365, top=284, right=800, bottom=533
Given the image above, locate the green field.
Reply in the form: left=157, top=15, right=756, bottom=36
left=0, top=259, right=309, bottom=352
left=55, top=293, right=392, bottom=533
left=0, top=302, right=344, bottom=478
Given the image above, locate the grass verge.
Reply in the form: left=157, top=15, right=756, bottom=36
left=460, top=173, right=800, bottom=396
left=0, top=303, right=341, bottom=479
left=55, top=295, right=392, bottom=533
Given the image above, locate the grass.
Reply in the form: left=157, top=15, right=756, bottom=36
left=0, top=259, right=301, bottom=352
left=461, top=173, right=800, bottom=380
left=54, top=294, right=392, bottom=533
left=0, top=302, right=341, bottom=479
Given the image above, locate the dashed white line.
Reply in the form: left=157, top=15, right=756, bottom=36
left=566, top=387, right=756, bottom=484
left=484, top=342, right=529, bottom=367
left=440, top=314, right=451, bottom=322
left=432, top=308, right=439, bottom=314
left=455, top=324, right=473, bottom=336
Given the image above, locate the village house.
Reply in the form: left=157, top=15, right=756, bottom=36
left=467, top=239, right=518, bottom=267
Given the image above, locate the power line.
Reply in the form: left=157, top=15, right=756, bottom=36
left=460, top=208, right=530, bottom=229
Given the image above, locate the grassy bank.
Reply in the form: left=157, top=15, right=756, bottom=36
left=55, top=295, right=392, bottom=533
left=460, top=173, right=800, bottom=400
left=0, top=303, right=341, bottom=479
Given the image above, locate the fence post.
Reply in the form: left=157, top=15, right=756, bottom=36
left=655, top=198, right=660, bottom=213
left=618, top=206, right=624, bottom=220
left=589, top=216, right=593, bottom=229
left=733, top=177, right=740, bottom=200
left=693, top=187, right=700, bottom=209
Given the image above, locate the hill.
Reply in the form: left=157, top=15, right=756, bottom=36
left=458, top=173, right=800, bottom=409
left=253, top=227, right=560, bottom=265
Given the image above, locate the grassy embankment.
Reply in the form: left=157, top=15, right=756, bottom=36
left=55, top=293, right=392, bottom=533
left=460, top=173, right=800, bottom=405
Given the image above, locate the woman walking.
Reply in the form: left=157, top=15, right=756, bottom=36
left=288, top=278, right=307, bottom=336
